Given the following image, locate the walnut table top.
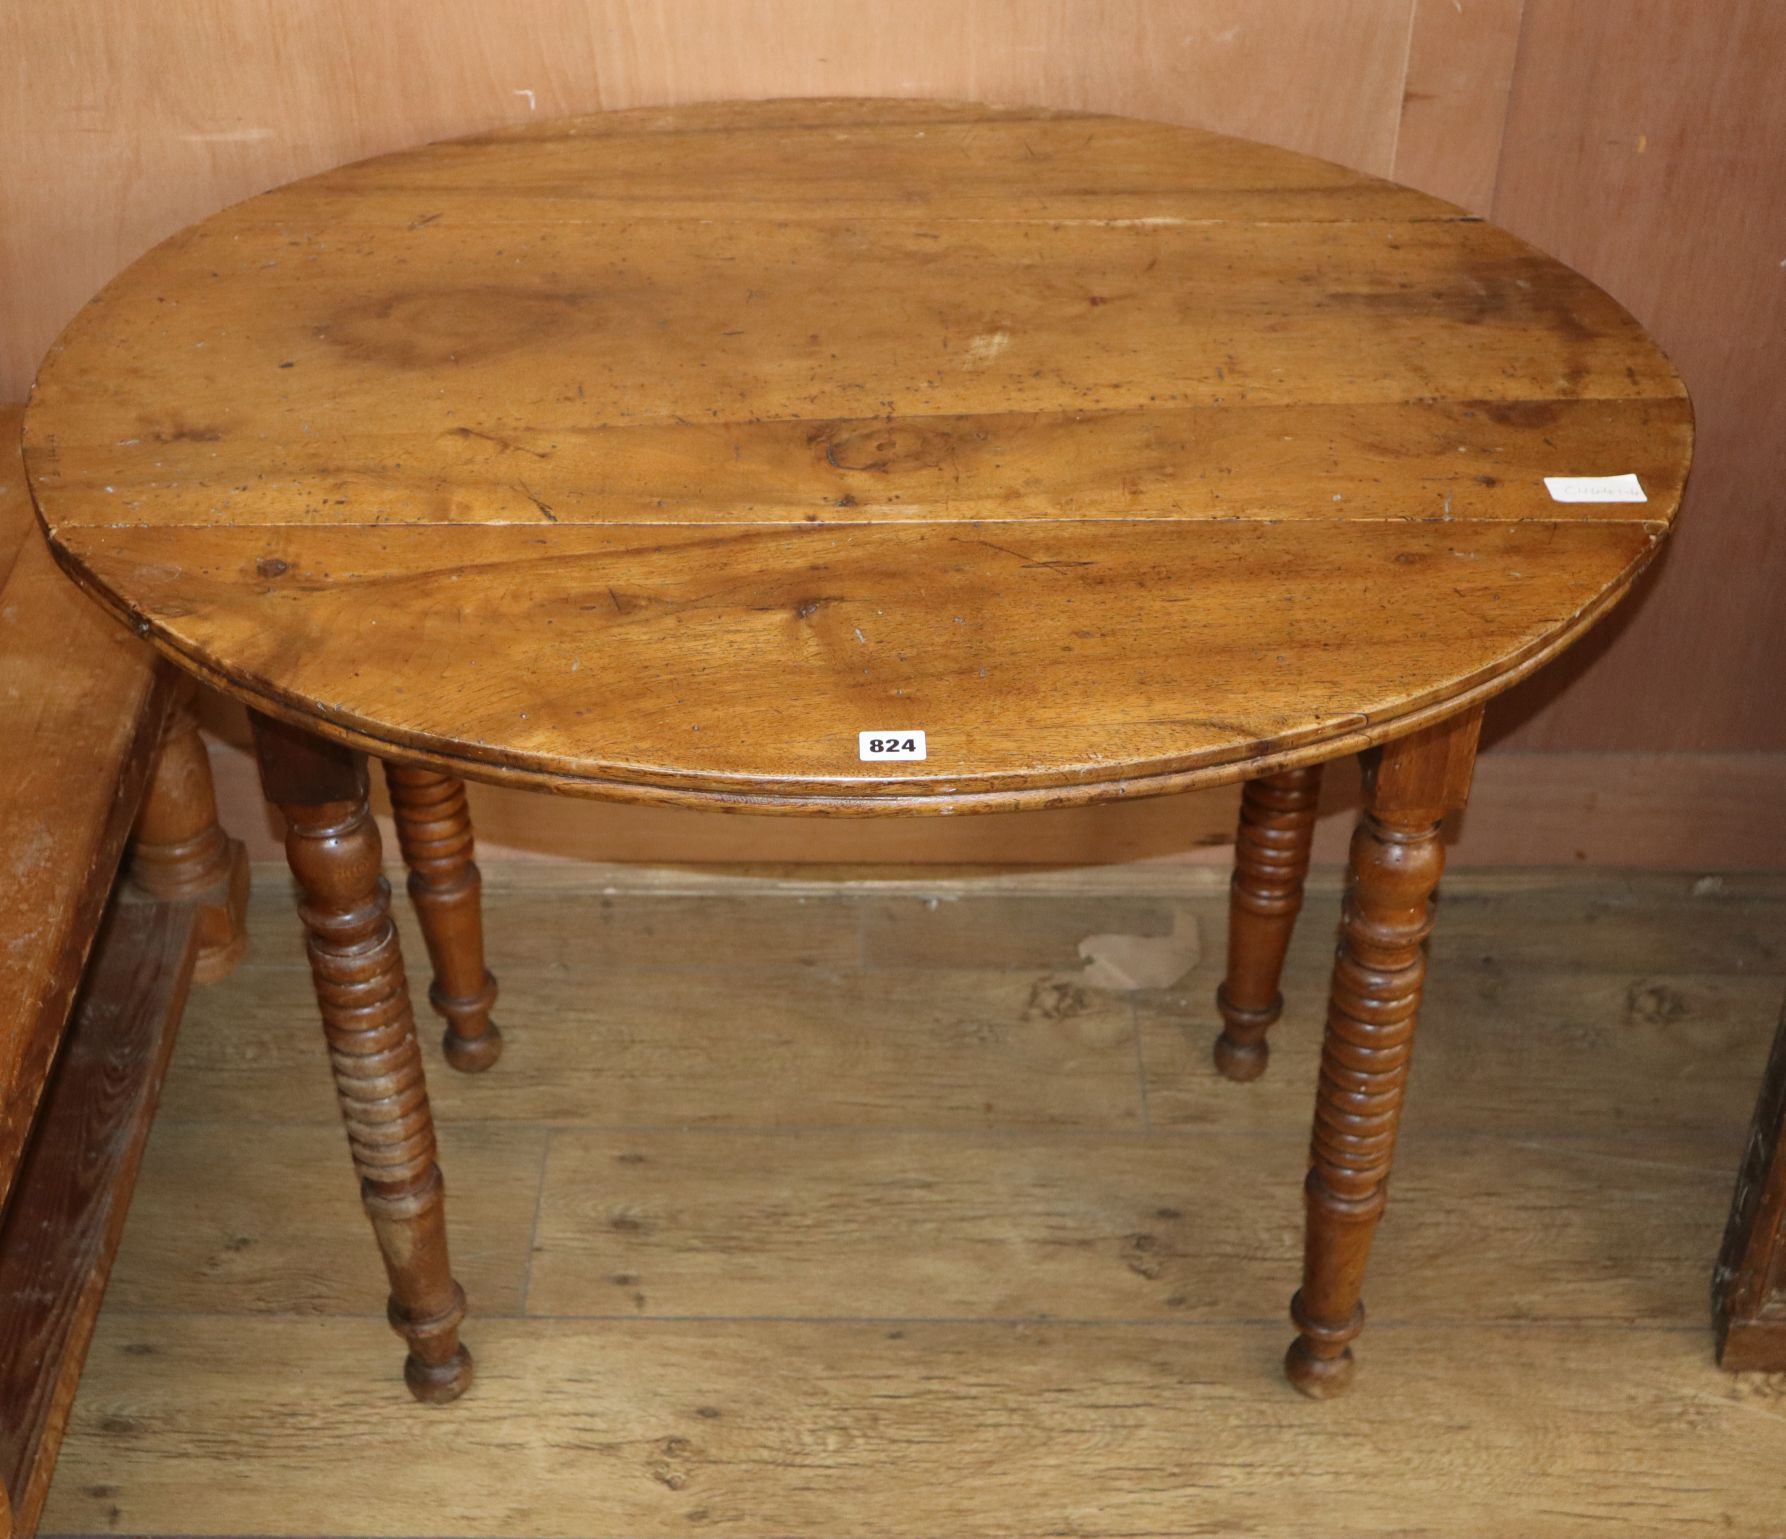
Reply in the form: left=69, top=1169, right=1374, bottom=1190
left=23, top=98, right=1690, bottom=813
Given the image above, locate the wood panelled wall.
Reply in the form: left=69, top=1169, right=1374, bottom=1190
left=1486, top=1, right=1786, bottom=753
left=5, top=0, right=1782, bottom=865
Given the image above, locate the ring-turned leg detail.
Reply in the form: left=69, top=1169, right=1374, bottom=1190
left=1285, top=710, right=1481, bottom=1398
left=383, top=763, right=502, bottom=1072
left=1215, top=765, right=1324, bottom=1082
left=252, top=714, right=473, bottom=1404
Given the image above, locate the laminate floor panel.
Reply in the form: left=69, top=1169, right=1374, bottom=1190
left=40, top=866, right=1786, bottom=1538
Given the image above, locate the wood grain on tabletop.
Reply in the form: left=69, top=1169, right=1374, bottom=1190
left=23, top=99, right=1688, bottom=810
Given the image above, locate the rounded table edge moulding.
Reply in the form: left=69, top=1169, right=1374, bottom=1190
left=33, top=511, right=1666, bottom=815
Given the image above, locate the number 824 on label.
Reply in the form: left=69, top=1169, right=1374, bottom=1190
left=858, top=730, right=927, bottom=762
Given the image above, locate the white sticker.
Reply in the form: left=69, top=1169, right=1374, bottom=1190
left=1543, top=473, right=1647, bottom=504
left=859, top=730, right=927, bottom=762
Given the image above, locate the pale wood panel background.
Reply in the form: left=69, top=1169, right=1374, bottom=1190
left=1484, top=1, right=1786, bottom=752
left=5, top=0, right=1781, bottom=864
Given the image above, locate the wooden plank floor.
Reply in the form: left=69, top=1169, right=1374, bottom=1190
left=41, top=865, right=1786, bottom=1538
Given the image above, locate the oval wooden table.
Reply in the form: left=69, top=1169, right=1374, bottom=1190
left=24, top=99, right=1691, bottom=1404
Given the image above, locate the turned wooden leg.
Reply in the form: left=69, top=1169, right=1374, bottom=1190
left=1285, top=709, right=1482, bottom=1399
left=251, top=712, right=473, bottom=1404
left=383, top=763, right=502, bottom=1072
left=1215, top=765, right=1324, bottom=1082
left=129, top=676, right=250, bottom=983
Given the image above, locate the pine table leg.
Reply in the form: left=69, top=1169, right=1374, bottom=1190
left=382, top=763, right=503, bottom=1072
left=128, top=675, right=250, bottom=983
left=1285, top=709, right=1481, bottom=1398
left=250, top=713, right=473, bottom=1404
left=1214, top=765, right=1324, bottom=1082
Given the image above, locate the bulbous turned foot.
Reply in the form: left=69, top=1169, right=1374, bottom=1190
left=1212, top=1032, right=1269, bottom=1082
left=1213, top=985, right=1278, bottom=1081
left=1284, top=1337, right=1356, bottom=1399
left=443, top=1018, right=503, bottom=1073
left=405, top=1343, right=475, bottom=1404
left=192, top=913, right=250, bottom=985
left=390, top=1278, right=472, bottom=1403
left=1286, top=1290, right=1365, bottom=1398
